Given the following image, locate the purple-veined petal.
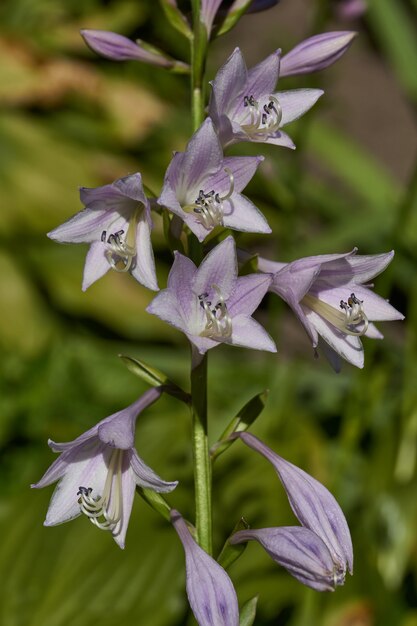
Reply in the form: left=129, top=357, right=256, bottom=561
left=274, top=89, right=324, bottom=126
left=81, top=29, right=173, bottom=67
left=43, top=441, right=108, bottom=526
left=164, top=251, right=199, bottom=324
left=229, top=315, right=276, bottom=352
left=146, top=289, right=191, bottom=335
left=82, top=241, right=111, bottom=291
left=227, top=273, right=272, bottom=316
left=113, top=173, right=148, bottom=204
left=238, top=432, right=353, bottom=573
left=187, top=332, right=219, bottom=355
left=112, top=463, right=136, bottom=549
left=209, top=48, right=247, bottom=117
left=280, top=31, right=357, bottom=77
left=272, top=261, right=323, bottom=304
left=130, top=216, right=159, bottom=291
left=365, top=323, right=383, bottom=339
left=306, top=309, right=364, bottom=368
left=342, top=251, right=394, bottom=283
left=193, top=236, right=237, bottom=301
left=48, top=208, right=110, bottom=244
left=201, top=0, right=223, bottom=33
left=171, top=510, right=240, bottom=626
left=243, top=50, right=280, bottom=104
left=205, top=156, right=264, bottom=195
left=129, top=449, right=178, bottom=492
left=310, top=284, right=404, bottom=322
left=31, top=456, right=69, bottom=489
left=257, top=256, right=286, bottom=274
left=97, top=388, right=163, bottom=450
left=263, top=130, right=295, bottom=149
left=231, top=526, right=341, bottom=591
left=222, top=194, right=271, bottom=234
left=158, top=178, right=187, bottom=218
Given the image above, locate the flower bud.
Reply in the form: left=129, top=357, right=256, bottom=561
left=280, top=31, right=357, bottom=77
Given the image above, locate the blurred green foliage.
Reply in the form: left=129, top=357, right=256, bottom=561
left=1, top=0, right=416, bottom=625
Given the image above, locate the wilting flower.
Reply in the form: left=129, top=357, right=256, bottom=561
left=208, top=47, right=323, bottom=147
left=81, top=29, right=189, bottom=71
left=48, top=173, right=158, bottom=291
left=279, top=31, right=357, bottom=77
left=32, top=388, right=178, bottom=548
left=147, top=236, right=276, bottom=357
left=257, top=249, right=404, bottom=368
left=159, top=118, right=270, bottom=241
left=171, top=510, right=239, bottom=625
left=230, top=431, right=353, bottom=590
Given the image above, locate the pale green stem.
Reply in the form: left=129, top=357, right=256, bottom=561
left=191, top=0, right=207, bottom=130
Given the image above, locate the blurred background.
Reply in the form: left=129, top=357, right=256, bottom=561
left=1, top=0, right=416, bottom=624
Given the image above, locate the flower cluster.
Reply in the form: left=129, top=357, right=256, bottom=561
left=36, top=4, right=404, bottom=625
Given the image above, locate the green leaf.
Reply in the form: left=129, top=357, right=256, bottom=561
left=214, top=0, right=253, bottom=38
left=138, top=487, right=172, bottom=522
left=159, top=0, right=192, bottom=39
left=239, top=596, right=259, bottom=626
left=119, top=355, right=190, bottom=403
left=368, top=0, right=417, bottom=101
left=217, top=517, right=250, bottom=570
left=211, top=390, right=268, bottom=461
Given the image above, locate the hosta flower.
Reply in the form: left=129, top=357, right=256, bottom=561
left=48, top=173, right=158, bottom=291
left=208, top=47, right=323, bottom=148
left=258, top=249, right=404, bottom=368
left=279, top=31, right=357, bottom=77
left=32, top=388, right=178, bottom=548
left=147, top=236, right=276, bottom=356
left=158, top=118, right=270, bottom=241
left=231, top=432, right=353, bottom=590
left=171, top=510, right=239, bottom=625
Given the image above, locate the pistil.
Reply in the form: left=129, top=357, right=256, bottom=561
left=77, top=448, right=123, bottom=532
left=241, top=94, right=282, bottom=140
left=198, top=285, right=232, bottom=340
left=302, top=292, right=369, bottom=336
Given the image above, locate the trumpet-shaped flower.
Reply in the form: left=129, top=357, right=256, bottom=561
left=32, top=388, right=178, bottom=548
left=48, top=173, right=158, bottom=291
left=258, top=249, right=404, bottom=368
left=208, top=47, right=323, bottom=148
left=147, top=236, right=276, bottom=356
left=171, top=510, right=239, bottom=626
left=158, top=118, right=270, bottom=241
left=231, top=431, right=353, bottom=590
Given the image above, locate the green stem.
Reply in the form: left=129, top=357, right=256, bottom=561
left=191, top=350, right=212, bottom=554
left=191, top=0, right=207, bottom=130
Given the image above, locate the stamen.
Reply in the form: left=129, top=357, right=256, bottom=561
left=103, top=209, right=140, bottom=273
left=198, top=285, right=232, bottom=340
left=77, top=449, right=123, bottom=532
left=302, top=292, right=369, bottom=336
left=240, top=95, right=282, bottom=141
left=183, top=168, right=234, bottom=230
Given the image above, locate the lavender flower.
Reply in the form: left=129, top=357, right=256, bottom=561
left=280, top=31, right=357, bottom=77
left=48, top=173, right=158, bottom=291
left=147, top=236, right=276, bottom=357
left=32, top=388, right=178, bottom=548
left=158, top=118, right=270, bottom=241
left=231, top=431, right=353, bottom=590
left=81, top=30, right=188, bottom=71
left=201, top=0, right=224, bottom=34
left=171, top=510, right=239, bottom=625
left=258, top=249, right=404, bottom=368
left=208, top=47, right=323, bottom=147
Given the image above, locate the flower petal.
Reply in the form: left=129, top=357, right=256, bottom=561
left=130, top=216, right=159, bottom=290
left=171, top=510, right=240, bottom=626
left=193, top=236, right=237, bottom=300
left=275, top=89, right=324, bottom=126
left=229, top=315, right=276, bottom=352
left=209, top=48, right=247, bottom=117
left=178, top=119, right=223, bottom=199
left=81, top=29, right=173, bottom=67
left=82, top=241, right=111, bottom=291
left=112, top=463, right=136, bottom=549
left=205, top=156, right=264, bottom=195
left=227, top=273, right=272, bottom=316
left=280, top=31, right=357, bottom=77
left=223, top=194, right=271, bottom=234
left=305, top=309, right=364, bottom=368
left=48, top=208, right=110, bottom=244
left=129, top=448, right=178, bottom=492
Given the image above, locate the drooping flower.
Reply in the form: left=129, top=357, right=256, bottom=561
left=257, top=249, right=404, bottom=368
left=158, top=118, right=270, bottom=241
left=147, top=236, right=276, bottom=357
left=171, top=510, right=240, bottom=625
left=32, top=388, right=178, bottom=548
left=48, top=173, right=159, bottom=291
left=208, top=47, right=323, bottom=148
left=230, top=431, right=353, bottom=590
left=81, top=30, right=189, bottom=72
left=279, top=31, right=357, bottom=77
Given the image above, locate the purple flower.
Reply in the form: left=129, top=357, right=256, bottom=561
left=48, top=173, right=158, bottom=292
left=158, top=118, right=270, bottom=241
left=171, top=510, right=239, bottom=625
left=208, top=47, right=323, bottom=148
left=32, top=388, right=178, bottom=548
left=335, top=0, right=367, bottom=20
left=147, top=236, right=276, bottom=356
left=280, top=31, right=357, bottom=77
left=201, top=0, right=224, bottom=34
left=81, top=30, right=188, bottom=71
left=230, top=431, right=353, bottom=590
left=258, top=249, right=404, bottom=368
